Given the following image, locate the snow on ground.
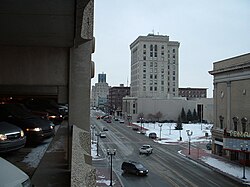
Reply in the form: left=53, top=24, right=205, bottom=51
left=22, top=125, right=60, bottom=168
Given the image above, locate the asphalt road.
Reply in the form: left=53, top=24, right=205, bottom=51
left=91, top=113, right=244, bottom=187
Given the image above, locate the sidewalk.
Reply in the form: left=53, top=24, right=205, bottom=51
left=180, top=143, right=250, bottom=186
left=31, top=121, right=70, bottom=187
left=92, top=142, right=123, bottom=187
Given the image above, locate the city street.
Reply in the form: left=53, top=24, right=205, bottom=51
left=91, top=112, right=245, bottom=187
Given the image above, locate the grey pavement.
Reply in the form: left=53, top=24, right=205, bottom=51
left=31, top=121, right=70, bottom=187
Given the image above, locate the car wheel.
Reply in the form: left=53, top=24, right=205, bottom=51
left=136, top=171, right=139, bottom=176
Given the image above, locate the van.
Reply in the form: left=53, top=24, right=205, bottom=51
left=149, top=132, right=157, bottom=139
left=0, top=157, right=32, bottom=187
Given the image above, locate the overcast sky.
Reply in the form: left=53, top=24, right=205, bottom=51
left=92, top=0, right=250, bottom=98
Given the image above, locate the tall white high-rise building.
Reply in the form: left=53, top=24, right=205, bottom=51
left=91, top=73, right=110, bottom=109
left=130, top=34, right=180, bottom=98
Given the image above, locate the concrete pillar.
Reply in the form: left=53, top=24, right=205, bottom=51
left=69, top=41, right=91, bottom=132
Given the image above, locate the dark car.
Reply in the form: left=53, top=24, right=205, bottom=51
left=0, top=104, right=55, bottom=144
left=121, top=161, right=149, bottom=176
left=149, top=132, right=157, bottom=139
left=0, top=121, right=26, bottom=153
left=206, top=142, right=212, bottom=150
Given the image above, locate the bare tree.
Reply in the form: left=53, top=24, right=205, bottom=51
left=155, top=111, right=163, bottom=122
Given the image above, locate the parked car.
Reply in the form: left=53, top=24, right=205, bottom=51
left=100, top=132, right=106, bottom=138
left=114, top=117, right=119, bottom=121
left=206, top=142, right=212, bottom=150
left=121, top=161, right=149, bottom=176
left=139, top=145, right=153, bottom=155
left=0, top=121, right=26, bottom=153
left=132, top=127, right=139, bottom=131
left=0, top=104, right=55, bottom=144
left=0, top=157, right=32, bottom=187
left=149, top=132, right=157, bottom=139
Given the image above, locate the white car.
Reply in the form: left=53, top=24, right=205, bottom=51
left=139, top=145, right=153, bottom=155
left=0, top=157, right=32, bottom=187
left=100, top=132, right=106, bottom=138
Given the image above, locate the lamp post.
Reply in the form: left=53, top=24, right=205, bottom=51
left=95, top=132, right=100, bottom=156
left=107, top=149, right=116, bottom=186
left=186, top=130, right=193, bottom=155
left=140, top=117, right=144, bottom=131
left=158, top=124, right=163, bottom=141
left=241, top=143, right=248, bottom=179
left=91, top=125, right=95, bottom=143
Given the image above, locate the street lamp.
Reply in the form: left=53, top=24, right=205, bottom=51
left=95, top=132, right=100, bottom=156
left=91, top=125, right=95, bottom=143
left=140, top=117, right=144, bottom=131
left=186, top=130, right=193, bottom=155
left=241, top=143, right=248, bottom=179
left=158, top=124, right=163, bottom=140
left=107, top=149, right=116, bottom=186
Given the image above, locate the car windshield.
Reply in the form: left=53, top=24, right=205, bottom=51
left=135, top=163, right=145, bottom=169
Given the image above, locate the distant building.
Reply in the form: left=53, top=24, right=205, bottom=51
left=179, top=88, right=207, bottom=100
left=98, top=73, right=106, bottom=83
left=108, top=84, right=130, bottom=116
left=91, top=73, right=110, bottom=111
left=130, top=34, right=180, bottom=98
left=209, top=53, right=250, bottom=164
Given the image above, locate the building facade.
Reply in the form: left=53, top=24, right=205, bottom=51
left=179, top=88, right=207, bottom=100
left=209, top=53, right=250, bottom=164
left=91, top=73, right=110, bottom=111
left=122, top=96, right=213, bottom=124
left=130, top=34, right=180, bottom=98
left=108, top=84, right=130, bottom=116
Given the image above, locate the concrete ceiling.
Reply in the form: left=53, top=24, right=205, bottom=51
left=0, top=0, right=91, bottom=47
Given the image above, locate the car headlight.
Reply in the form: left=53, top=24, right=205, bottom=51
left=139, top=170, right=144, bottom=173
left=0, top=134, right=7, bottom=141
left=26, top=127, right=42, bottom=132
left=49, top=115, right=56, bottom=119
left=20, top=130, right=25, bottom=137
left=50, top=125, right=54, bottom=130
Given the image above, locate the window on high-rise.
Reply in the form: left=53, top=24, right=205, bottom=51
left=154, top=81, right=157, bottom=85
left=150, top=87, right=153, bottom=91
left=173, top=71, right=175, bottom=75
left=154, top=52, right=157, bottom=57
left=161, top=69, right=164, bottom=73
left=173, top=76, right=176, bottom=81
left=143, top=86, right=146, bottom=91
left=161, top=45, right=164, bottom=49
left=143, top=62, right=146, bottom=66
left=150, top=52, right=153, bottom=57
left=173, top=48, right=175, bottom=53
left=150, top=62, right=153, bottom=67
left=143, top=44, right=146, bottom=48
left=161, top=80, right=164, bottom=85
left=150, top=68, right=153, bottom=73
left=143, top=69, right=146, bottom=73
left=161, top=74, right=164, bottom=79
left=173, top=55, right=175, bottom=58
left=154, top=62, right=157, bottom=67
left=154, top=87, right=157, bottom=91
left=154, top=45, right=157, bottom=51
left=161, top=52, right=164, bottom=55
left=143, top=56, right=146, bottom=60
left=150, top=74, right=153, bottom=79
left=161, top=87, right=164, bottom=91
left=150, top=44, right=153, bottom=51
left=143, top=74, right=146, bottom=78
left=154, top=75, right=157, bottom=79
left=173, top=88, right=175, bottom=92
left=143, top=50, right=146, bottom=55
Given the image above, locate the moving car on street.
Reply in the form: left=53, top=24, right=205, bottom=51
left=121, top=161, right=149, bottom=176
left=139, top=144, right=153, bottom=155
